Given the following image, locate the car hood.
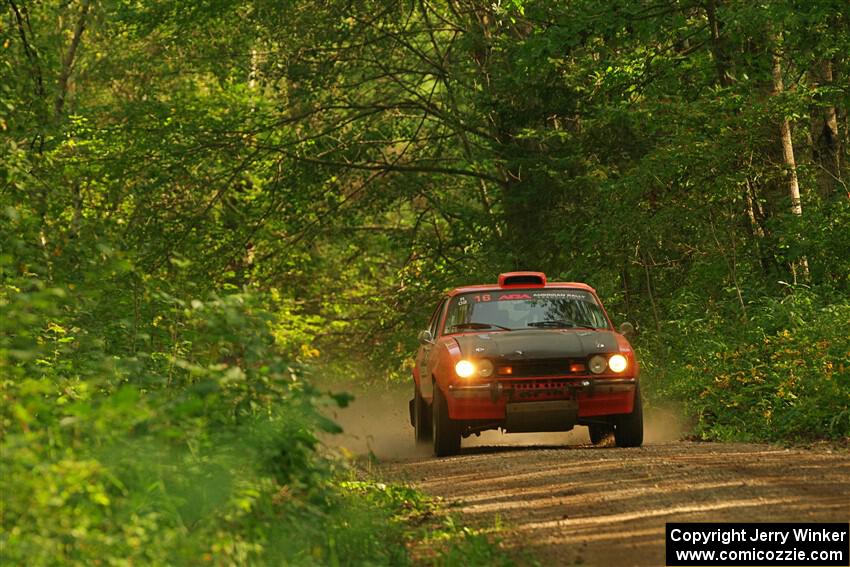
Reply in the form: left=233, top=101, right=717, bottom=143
left=453, top=329, right=619, bottom=360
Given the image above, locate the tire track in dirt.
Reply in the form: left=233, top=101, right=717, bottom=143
left=381, top=442, right=850, bottom=566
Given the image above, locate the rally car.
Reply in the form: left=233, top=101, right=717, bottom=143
left=410, top=272, right=642, bottom=456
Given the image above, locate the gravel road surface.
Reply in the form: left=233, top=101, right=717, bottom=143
left=382, top=441, right=850, bottom=566
left=323, top=383, right=849, bottom=565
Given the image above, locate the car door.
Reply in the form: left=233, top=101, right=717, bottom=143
left=416, top=298, right=446, bottom=400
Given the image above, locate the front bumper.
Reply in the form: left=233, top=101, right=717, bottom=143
left=445, top=377, right=636, bottom=421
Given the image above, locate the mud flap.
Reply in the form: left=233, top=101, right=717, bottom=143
left=504, top=400, right=578, bottom=433
left=408, top=398, right=415, bottom=427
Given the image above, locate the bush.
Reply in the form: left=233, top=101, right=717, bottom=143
left=0, top=275, right=347, bottom=564
left=648, top=288, right=850, bottom=442
left=0, top=236, right=442, bottom=564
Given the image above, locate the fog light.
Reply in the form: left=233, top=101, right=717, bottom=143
left=478, top=359, right=494, bottom=378
left=589, top=355, right=607, bottom=374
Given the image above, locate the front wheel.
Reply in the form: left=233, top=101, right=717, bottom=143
left=432, top=385, right=460, bottom=457
left=614, top=385, right=644, bottom=448
left=413, top=383, right=432, bottom=443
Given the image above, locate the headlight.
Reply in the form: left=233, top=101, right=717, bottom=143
left=478, top=359, right=494, bottom=378
left=454, top=359, right=493, bottom=378
left=608, top=354, right=628, bottom=373
left=455, top=360, right=475, bottom=378
left=589, top=355, right=607, bottom=374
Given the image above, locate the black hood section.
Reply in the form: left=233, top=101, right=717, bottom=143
left=453, top=329, right=619, bottom=360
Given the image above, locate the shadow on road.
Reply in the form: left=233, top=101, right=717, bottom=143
left=382, top=441, right=850, bottom=567
left=458, top=442, right=603, bottom=455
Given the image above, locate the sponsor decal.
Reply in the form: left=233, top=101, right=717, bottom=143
left=533, top=292, right=588, bottom=300
left=499, top=293, right=532, bottom=301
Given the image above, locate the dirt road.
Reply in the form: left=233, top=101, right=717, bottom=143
left=322, top=384, right=849, bottom=565
left=381, top=441, right=850, bottom=566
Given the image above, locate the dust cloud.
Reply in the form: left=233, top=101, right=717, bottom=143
left=643, top=403, right=687, bottom=443
left=319, top=382, right=431, bottom=460
left=320, top=381, right=686, bottom=460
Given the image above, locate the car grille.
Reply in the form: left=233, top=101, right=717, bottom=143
left=494, top=358, right=583, bottom=377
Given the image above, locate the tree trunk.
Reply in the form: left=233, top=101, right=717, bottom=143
left=771, top=42, right=809, bottom=282
left=55, top=0, right=91, bottom=120
left=810, top=60, right=842, bottom=198
left=638, top=246, right=661, bottom=333
left=705, top=0, right=733, bottom=88
left=461, top=1, right=548, bottom=268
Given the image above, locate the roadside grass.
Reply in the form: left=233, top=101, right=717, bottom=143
left=337, top=471, right=521, bottom=567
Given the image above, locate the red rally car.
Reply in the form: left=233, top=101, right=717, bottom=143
left=410, top=272, right=642, bottom=456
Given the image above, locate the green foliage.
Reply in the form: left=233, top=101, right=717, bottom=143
left=647, top=289, right=850, bottom=442
left=0, top=214, right=513, bottom=564
left=1, top=270, right=342, bottom=564
left=2, top=0, right=849, bottom=563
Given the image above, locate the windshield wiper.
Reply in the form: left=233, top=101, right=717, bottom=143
left=451, top=322, right=513, bottom=331
left=528, top=320, right=598, bottom=330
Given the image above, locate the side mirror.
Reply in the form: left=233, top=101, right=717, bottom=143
left=418, top=330, right=434, bottom=345
left=618, top=322, right=635, bottom=337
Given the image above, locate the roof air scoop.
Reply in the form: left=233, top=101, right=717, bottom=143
left=498, top=271, right=547, bottom=288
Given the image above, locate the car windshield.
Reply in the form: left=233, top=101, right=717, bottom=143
left=443, top=289, right=610, bottom=333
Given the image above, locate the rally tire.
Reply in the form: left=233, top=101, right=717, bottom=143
left=614, top=385, right=644, bottom=448
left=432, top=384, right=461, bottom=457
left=589, top=423, right=614, bottom=445
left=414, top=383, right=432, bottom=443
